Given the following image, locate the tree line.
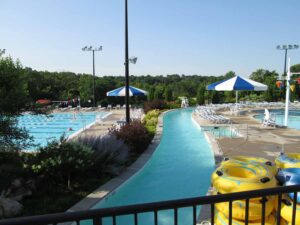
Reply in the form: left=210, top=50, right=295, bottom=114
left=1, top=56, right=300, bottom=111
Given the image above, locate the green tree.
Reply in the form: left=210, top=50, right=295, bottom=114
left=291, top=63, right=300, bottom=73
left=224, top=71, right=236, bottom=79
left=196, top=85, right=205, bottom=105
left=250, top=69, right=268, bottom=83
left=0, top=56, right=32, bottom=151
left=32, top=140, right=93, bottom=190
left=211, top=91, right=220, bottom=104
left=148, top=87, right=155, bottom=100
left=153, top=86, right=164, bottom=100
left=163, top=87, right=173, bottom=101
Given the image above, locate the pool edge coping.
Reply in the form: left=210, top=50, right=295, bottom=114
left=66, top=109, right=172, bottom=213
left=191, top=112, right=224, bottom=222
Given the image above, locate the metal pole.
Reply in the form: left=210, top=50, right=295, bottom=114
left=92, top=50, right=96, bottom=108
left=284, top=58, right=291, bottom=127
left=283, top=48, right=287, bottom=76
left=125, top=0, right=130, bottom=123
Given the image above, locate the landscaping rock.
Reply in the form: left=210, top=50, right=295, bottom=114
left=0, top=198, right=23, bottom=218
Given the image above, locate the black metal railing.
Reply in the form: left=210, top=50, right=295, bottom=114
left=1, top=185, right=300, bottom=225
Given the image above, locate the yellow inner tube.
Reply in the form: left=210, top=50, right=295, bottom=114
left=223, top=156, right=277, bottom=175
left=214, top=195, right=275, bottom=221
left=214, top=210, right=277, bottom=225
left=212, top=161, right=276, bottom=194
left=280, top=198, right=300, bottom=224
left=275, top=153, right=300, bottom=169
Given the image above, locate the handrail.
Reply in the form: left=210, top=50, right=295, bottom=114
left=1, top=184, right=300, bottom=225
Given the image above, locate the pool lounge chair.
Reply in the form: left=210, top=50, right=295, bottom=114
left=262, top=109, right=276, bottom=127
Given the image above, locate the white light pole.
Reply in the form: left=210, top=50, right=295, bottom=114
left=284, top=58, right=291, bottom=127
left=284, top=59, right=300, bottom=127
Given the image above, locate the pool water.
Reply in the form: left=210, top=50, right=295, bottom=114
left=254, top=109, right=300, bottom=130
left=83, top=108, right=215, bottom=225
left=201, top=126, right=240, bottom=138
left=18, top=111, right=108, bottom=150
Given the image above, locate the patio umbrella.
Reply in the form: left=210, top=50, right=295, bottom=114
left=106, top=86, right=148, bottom=97
left=207, top=75, right=268, bottom=103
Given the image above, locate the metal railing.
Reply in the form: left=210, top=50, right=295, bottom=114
left=1, top=185, right=300, bottom=225
left=201, top=124, right=248, bottom=139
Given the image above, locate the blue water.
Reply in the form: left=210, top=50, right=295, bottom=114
left=201, top=126, right=239, bottom=138
left=18, top=111, right=108, bottom=150
left=82, top=109, right=215, bottom=225
left=254, top=109, right=300, bottom=130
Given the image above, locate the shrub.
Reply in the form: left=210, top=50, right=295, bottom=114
left=77, top=135, right=129, bottom=176
left=109, top=120, right=152, bottom=154
left=166, top=101, right=181, bottom=109
left=146, top=117, right=158, bottom=126
left=31, top=140, right=93, bottom=190
left=144, top=109, right=160, bottom=121
left=144, top=99, right=166, bottom=113
left=0, top=151, right=24, bottom=194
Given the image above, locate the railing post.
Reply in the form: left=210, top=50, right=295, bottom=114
left=292, top=192, right=298, bottom=225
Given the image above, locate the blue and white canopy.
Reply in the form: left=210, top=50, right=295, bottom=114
left=107, top=86, right=148, bottom=97
left=207, top=76, right=268, bottom=91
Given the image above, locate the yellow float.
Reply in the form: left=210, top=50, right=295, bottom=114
left=214, top=195, right=275, bottom=221
left=211, top=161, right=276, bottom=194
left=214, top=210, right=277, bottom=225
left=280, top=198, right=300, bottom=224
left=222, top=156, right=277, bottom=175
left=275, top=153, right=300, bottom=169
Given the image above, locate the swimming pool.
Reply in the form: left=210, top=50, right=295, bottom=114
left=82, top=108, right=215, bottom=225
left=18, top=111, right=109, bottom=150
left=254, top=109, right=300, bottom=130
left=201, top=126, right=241, bottom=138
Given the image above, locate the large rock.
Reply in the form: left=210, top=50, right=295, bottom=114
left=0, top=198, right=23, bottom=218
left=2, top=178, right=36, bottom=201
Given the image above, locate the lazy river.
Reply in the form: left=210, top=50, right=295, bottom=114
left=83, top=108, right=215, bottom=225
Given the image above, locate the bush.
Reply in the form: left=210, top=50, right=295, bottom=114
left=109, top=120, right=152, bottom=154
left=0, top=151, right=24, bottom=194
left=77, top=135, right=129, bottom=176
left=146, top=117, right=158, bottom=126
left=31, top=140, right=93, bottom=190
left=144, top=109, right=160, bottom=121
left=166, top=101, right=181, bottom=109
left=144, top=99, right=166, bottom=113
left=143, top=109, right=160, bottom=137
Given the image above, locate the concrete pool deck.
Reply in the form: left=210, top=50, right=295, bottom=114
left=61, top=108, right=126, bottom=140
left=194, top=107, right=300, bottom=222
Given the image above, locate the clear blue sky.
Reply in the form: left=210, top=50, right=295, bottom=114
left=1, top=0, right=300, bottom=77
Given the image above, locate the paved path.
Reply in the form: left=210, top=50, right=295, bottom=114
left=67, top=109, right=125, bottom=140
left=194, top=108, right=300, bottom=223
left=218, top=111, right=300, bottom=160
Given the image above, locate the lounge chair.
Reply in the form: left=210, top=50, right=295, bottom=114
left=262, top=109, right=276, bottom=127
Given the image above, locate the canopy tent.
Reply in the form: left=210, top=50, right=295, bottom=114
left=106, top=86, right=148, bottom=97
left=207, top=75, right=268, bottom=103
left=36, top=99, right=52, bottom=105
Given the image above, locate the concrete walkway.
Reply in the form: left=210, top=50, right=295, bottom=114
left=194, top=108, right=300, bottom=222
left=218, top=111, right=300, bottom=160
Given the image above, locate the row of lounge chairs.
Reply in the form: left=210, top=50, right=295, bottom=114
left=195, top=107, right=231, bottom=124
left=114, top=108, right=145, bottom=130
